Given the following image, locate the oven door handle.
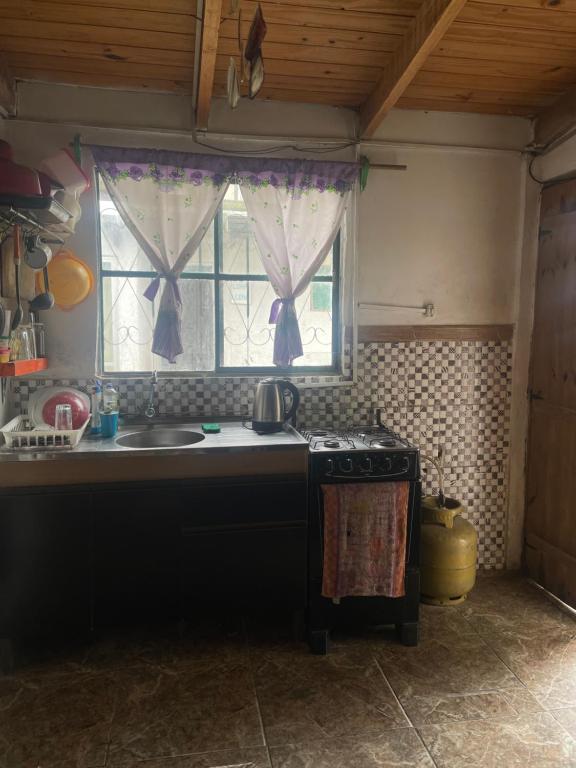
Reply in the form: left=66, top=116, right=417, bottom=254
left=326, top=470, right=410, bottom=480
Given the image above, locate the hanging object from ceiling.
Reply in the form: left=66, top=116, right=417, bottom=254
left=238, top=8, right=246, bottom=84
left=227, top=57, right=240, bottom=109
left=244, top=3, right=267, bottom=99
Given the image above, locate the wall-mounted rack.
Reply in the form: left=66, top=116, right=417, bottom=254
left=358, top=301, right=435, bottom=317
left=0, top=196, right=72, bottom=246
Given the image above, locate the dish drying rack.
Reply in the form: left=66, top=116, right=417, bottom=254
left=0, top=415, right=90, bottom=450
left=0, top=197, right=72, bottom=246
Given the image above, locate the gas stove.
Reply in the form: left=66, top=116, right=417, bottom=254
left=304, top=411, right=422, bottom=653
left=299, top=425, right=411, bottom=453
left=299, top=414, right=419, bottom=482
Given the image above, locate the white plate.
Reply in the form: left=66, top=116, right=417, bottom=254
left=27, top=386, right=90, bottom=429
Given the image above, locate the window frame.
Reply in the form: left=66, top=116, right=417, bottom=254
left=97, top=176, right=342, bottom=377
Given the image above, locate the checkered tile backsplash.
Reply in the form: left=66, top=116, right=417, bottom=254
left=9, top=339, right=512, bottom=568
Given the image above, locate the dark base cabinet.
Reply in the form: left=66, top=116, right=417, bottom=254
left=94, top=488, right=182, bottom=626
left=0, top=489, right=93, bottom=672
left=180, top=479, right=307, bottom=612
left=0, top=490, right=92, bottom=637
left=0, top=475, right=308, bottom=670
left=95, top=478, right=307, bottom=624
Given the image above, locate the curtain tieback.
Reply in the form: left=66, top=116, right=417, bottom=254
left=269, top=297, right=294, bottom=324
left=143, top=272, right=181, bottom=303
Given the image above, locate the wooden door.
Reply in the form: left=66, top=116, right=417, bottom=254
left=524, top=179, right=576, bottom=606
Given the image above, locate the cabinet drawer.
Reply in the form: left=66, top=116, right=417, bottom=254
left=181, top=524, right=307, bottom=609
left=180, top=479, right=307, bottom=527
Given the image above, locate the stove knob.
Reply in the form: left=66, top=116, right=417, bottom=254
left=360, top=456, right=373, bottom=473
left=325, top=458, right=334, bottom=475
left=339, top=457, right=353, bottom=473
left=381, top=457, right=393, bottom=473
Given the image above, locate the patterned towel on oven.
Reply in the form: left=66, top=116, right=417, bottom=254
left=321, top=482, right=409, bottom=599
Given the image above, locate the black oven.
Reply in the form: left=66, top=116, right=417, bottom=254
left=304, top=430, right=421, bottom=655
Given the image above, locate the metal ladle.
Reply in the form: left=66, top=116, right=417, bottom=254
left=11, top=224, right=23, bottom=331
left=29, top=266, right=55, bottom=312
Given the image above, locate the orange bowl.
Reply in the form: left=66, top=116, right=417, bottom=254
left=39, top=249, right=95, bottom=311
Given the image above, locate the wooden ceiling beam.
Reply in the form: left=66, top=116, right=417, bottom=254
left=534, top=85, right=576, bottom=149
left=359, top=0, right=468, bottom=138
left=0, top=59, right=15, bottom=117
left=195, top=0, right=223, bottom=130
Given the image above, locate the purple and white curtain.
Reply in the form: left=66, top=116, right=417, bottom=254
left=93, top=148, right=229, bottom=363
left=93, top=147, right=356, bottom=366
left=235, top=161, right=355, bottom=366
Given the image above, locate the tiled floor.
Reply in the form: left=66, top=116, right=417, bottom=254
left=5, top=571, right=576, bottom=767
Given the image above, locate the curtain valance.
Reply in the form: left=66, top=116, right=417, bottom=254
left=91, top=145, right=357, bottom=197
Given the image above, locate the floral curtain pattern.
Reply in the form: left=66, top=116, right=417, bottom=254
left=93, top=147, right=228, bottom=363
left=92, top=146, right=357, bottom=366
left=238, top=176, right=351, bottom=367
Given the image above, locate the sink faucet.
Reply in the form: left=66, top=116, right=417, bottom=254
left=144, top=371, right=158, bottom=419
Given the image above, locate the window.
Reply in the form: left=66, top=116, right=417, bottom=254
left=98, top=180, right=341, bottom=374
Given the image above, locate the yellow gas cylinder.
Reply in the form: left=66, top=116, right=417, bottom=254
left=420, top=495, right=478, bottom=605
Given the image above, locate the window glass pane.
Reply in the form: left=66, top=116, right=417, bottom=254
left=99, top=177, right=215, bottom=274
left=220, top=185, right=335, bottom=278
left=316, top=250, right=333, bottom=276
left=181, top=220, right=215, bottom=274
left=103, top=276, right=215, bottom=373
left=221, top=184, right=266, bottom=275
left=100, top=190, right=152, bottom=273
left=221, top=280, right=333, bottom=368
left=102, top=275, right=156, bottom=372
left=176, top=279, right=215, bottom=371
left=99, top=175, right=338, bottom=373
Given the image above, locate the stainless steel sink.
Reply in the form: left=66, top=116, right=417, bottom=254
left=115, top=429, right=205, bottom=449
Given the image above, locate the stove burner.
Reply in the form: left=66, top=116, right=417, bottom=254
left=301, top=424, right=412, bottom=453
left=310, top=435, right=356, bottom=451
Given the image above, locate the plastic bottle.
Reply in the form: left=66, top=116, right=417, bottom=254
left=89, top=382, right=102, bottom=435
left=102, top=383, right=119, bottom=413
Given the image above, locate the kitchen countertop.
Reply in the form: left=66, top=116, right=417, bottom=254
left=0, top=421, right=308, bottom=463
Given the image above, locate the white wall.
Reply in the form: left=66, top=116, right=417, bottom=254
left=357, top=146, right=525, bottom=326
left=7, top=82, right=533, bottom=373
left=532, top=134, right=576, bottom=182
left=3, top=82, right=538, bottom=566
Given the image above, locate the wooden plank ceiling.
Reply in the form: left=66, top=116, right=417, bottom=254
left=2, top=0, right=576, bottom=124
left=0, top=0, right=197, bottom=92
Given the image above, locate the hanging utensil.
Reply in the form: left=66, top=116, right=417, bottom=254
left=24, top=235, right=52, bottom=270
left=244, top=3, right=267, bottom=98
left=249, top=54, right=265, bottom=99
left=42, top=249, right=94, bottom=311
left=227, top=57, right=240, bottom=109
left=245, top=4, right=267, bottom=62
left=29, top=265, right=55, bottom=312
left=11, top=224, right=23, bottom=331
left=238, top=8, right=246, bottom=83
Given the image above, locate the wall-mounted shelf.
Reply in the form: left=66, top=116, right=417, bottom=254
left=0, top=358, right=48, bottom=377
left=0, top=196, right=72, bottom=246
